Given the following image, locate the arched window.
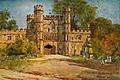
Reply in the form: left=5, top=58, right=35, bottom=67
left=7, top=35, right=12, bottom=40
left=77, top=35, right=82, bottom=40
left=50, top=20, right=55, bottom=29
left=48, top=28, right=50, bottom=32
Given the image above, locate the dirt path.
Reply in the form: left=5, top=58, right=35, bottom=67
left=0, top=69, right=59, bottom=80
left=0, top=55, right=118, bottom=80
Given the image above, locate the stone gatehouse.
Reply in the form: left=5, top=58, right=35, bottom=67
left=26, top=5, right=91, bottom=56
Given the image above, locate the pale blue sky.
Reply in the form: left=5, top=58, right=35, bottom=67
left=0, top=0, right=120, bottom=27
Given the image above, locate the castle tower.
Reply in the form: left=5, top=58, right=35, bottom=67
left=27, top=14, right=34, bottom=24
left=63, top=7, right=71, bottom=32
left=63, top=7, right=71, bottom=55
left=34, top=5, right=44, bottom=54
left=26, top=14, right=34, bottom=39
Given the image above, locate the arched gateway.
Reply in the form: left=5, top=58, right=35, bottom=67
left=44, top=44, right=56, bottom=54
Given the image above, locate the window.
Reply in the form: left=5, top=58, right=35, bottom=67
left=50, top=20, right=55, bottom=29
left=78, top=35, right=82, bottom=40
left=7, top=36, right=12, bottom=40
left=48, top=28, right=50, bottom=32
left=67, top=35, right=68, bottom=40
left=15, top=35, right=20, bottom=40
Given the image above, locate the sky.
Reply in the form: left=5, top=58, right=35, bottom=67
left=0, top=0, right=120, bottom=28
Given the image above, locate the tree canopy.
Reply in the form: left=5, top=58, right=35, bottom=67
left=0, top=9, right=18, bottom=30
left=53, top=0, right=96, bottom=27
left=90, top=17, right=120, bottom=56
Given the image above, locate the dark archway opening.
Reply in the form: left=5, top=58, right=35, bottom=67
left=44, top=44, right=53, bottom=49
left=44, top=44, right=56, bottom=54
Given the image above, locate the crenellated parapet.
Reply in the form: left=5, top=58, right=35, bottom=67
left=27, top=14, right=34, bottom=21
left=43, top=15, right=59, bottom=20
left=0, top=28, right=26, bottom=34
left=34, top=4, right=43, bottom=12
left=71, top=28, right=91, bottom=33
left=0, top=28, right=27, bottom=47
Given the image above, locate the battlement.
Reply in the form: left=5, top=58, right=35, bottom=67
left=0, top=28, right=26, bottom=33
left=19, top=28, right=27, bottom=32
left=43, top=15, right=59, bottom=20
left=71, top=29, right=91, bottom=33
left=27, top=14, right=34, bottom=21
left=63, top=7, right=70, bottom=12
left=34, top=4, right=43, bottom=11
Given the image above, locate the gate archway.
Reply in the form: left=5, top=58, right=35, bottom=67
left=44, top=44, right=56, bottom=54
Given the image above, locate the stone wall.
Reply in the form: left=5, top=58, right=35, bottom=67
left=0, top=29, right=26, bottom=47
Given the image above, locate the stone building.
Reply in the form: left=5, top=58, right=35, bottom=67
left=0, top=29, right=26, bottom=48
left=26, top=5, right=91, bottom=56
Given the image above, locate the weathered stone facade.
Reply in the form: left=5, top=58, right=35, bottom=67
left=26, top=5, right=91, bottom=56
left=0, top=29, right=26, bottom=48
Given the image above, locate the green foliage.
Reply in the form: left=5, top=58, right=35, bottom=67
left=6, top=39, right=39, bottom=56
left=0, top=56, right=27, bottom=70
left=90, top=17, right=113, bottom=38
left=0, top=39, right=40, bottom=69
left=112, top=56, right=120, bottom=62
left=91, top=38, right=104, bottom=56
left=90, top=17, right=120, bottom=59
left=0, top=9, right=18, bottom=30
left=7, top=19, right=18, bottom=30
left=53, top=0, right=96, bottom=26
left=112, top=24, right=120, bottom=34
left=71, top=56, right=85, bottom=61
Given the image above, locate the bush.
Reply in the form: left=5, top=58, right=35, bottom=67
left=6, top=39, right=39, bottom=56
left=0, top=39, right=41, bottom=69
left=112, top=56, right=120, bottom=62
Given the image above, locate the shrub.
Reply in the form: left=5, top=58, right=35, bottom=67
left=6, top=39, right=39, bottom=57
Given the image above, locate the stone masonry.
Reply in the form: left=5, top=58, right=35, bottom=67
left=26, top=5, right=91, bottom=56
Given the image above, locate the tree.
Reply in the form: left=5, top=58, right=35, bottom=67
left=0, top=9, right=10, bottom=29
left=53, top=0, right=96, bottom=27
left=0, top=9, right=18, bottom=30
left=7, top=19, right=18, bottom=30
left=90, top=17, right=112, bottom=38
left=90, top=17, right=120, bottom=59
left=104, top=33, right=120, bottom=56
left=91, top=38, right=105, bottom=57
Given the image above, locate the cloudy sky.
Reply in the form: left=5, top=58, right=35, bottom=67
left=0, top=0, right=120, bottom=28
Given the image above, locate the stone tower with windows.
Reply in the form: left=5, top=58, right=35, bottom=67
left=34, top=5, right=44, bottom=54
left=63, top=7, right=71, bottom=55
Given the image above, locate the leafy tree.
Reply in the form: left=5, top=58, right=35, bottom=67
left=0, top=9, right=18, bottom=30
left=112, top=24, right=120, bottom=34
left=0, top=9, right=10, bottom=29
left=104, top=33, right=120, bottom=56
left=90, top=17, right=120, bottom=59
left=7, top=19, right=18, bottom=30
left=91, top=38, right=105, bottom=57
left=53, top=0, right=96, bottom=27
left=90, top=17, right=112, bottom=38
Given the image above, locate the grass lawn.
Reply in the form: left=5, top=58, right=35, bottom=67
left=71, top=56, right=86, bottom=61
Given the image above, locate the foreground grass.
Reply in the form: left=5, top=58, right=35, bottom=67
left=0, top=55, right=43, bottom=70
left=71, top=56, right=86, bottom=61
